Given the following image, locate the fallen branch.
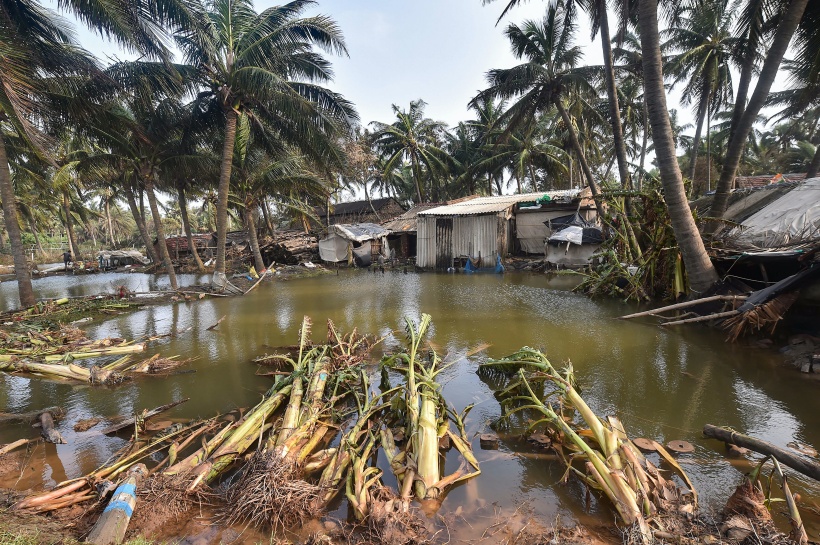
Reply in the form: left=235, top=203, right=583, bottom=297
left=703, top=425, right=820, bottom=481
left=206, top=316, right=226, bottom=331
left=772, top=458, right=809, bottom=545
left=660, top=310, right=739, bottom=327
left=0, top=406, right=64, bottom=424
left=619, top=295, right=747, bottom=320
left=101, top=398, right=190, bottom=435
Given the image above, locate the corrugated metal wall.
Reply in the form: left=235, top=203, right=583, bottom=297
left=417, top=214, right=507, bottom=268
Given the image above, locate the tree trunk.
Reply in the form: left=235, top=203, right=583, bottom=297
left=410, top=154, right=424, bottom=203
left=145, top=179, right=178, bottom=290
left=709, top=0, right=809, bottom=221
left=124, top=184, right=159, bottom=264
left=29, top=218, right=45, bottom=257
left=214, top=109, right=238, bottom=288
left=363, top=181, right=382, bottom=221
left=515, top=174, right=523, bottom=194
left=62, top=190, right=79, bottom=261
left=687, top=79, right=712, bottom=184
left=599, top=4, right=632, bottom=195
left=245, top=205, right=265, bottom=273
left=261, top=197, right=275, bottom=236
left=104, top=197, right=115, bottom=246
left=177, top=184, right=205, bottom=272
left=637, top=100, right=649, bottom=190
left=0, top=131, right=35, bottom=307
left=554, top=98, right=601, bottom=196
left=807, top=144, right=820, bottom=178
left=638, top=0, right=718, bottom=294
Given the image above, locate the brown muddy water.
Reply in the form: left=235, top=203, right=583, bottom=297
left=1, top=270, right=819, bottom=543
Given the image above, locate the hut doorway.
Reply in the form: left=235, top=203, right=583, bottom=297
left=435, top=218, right=453, bottom=269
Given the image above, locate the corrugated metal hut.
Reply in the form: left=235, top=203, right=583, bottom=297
left=381, top=203, right=442, bottom=259
left=416, top=190, right=596, bottom=269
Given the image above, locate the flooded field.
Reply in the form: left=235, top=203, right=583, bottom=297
left=1, top=270, right=818, bottom=542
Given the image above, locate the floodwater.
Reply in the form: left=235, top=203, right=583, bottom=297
left=1, top=270, right=819, bottom=542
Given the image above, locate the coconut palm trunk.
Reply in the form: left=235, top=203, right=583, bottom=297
left=124, top=184, right=159, bottom=264
left=637, top=101, right=649, bottom=190
left=213, top=109, right=238, bottom=289
left=261, top=197, right=275, bottom=236
left=245, top=204, right=265, bottom=273
left=638, top=0, right=718, bottom=294
left=62, top=190, right=79, bottom=260
left=28, top=219, right=45, bottom=257
left=177, top=185, right=205, bottom=272
left=808, top=145, right=820, bottom=178
left=145, top=179, right=178, bottom=290
left=554, top=98, right=601, bottom=196
left=0, top=131, right=35, bottom=307
left=709, top=0, right=810, bottom=221
left=104, top=197, right=115, bottom=246
left=599, top=5, right=632, bottom=195
left=687, top=78, right=712, bottom=184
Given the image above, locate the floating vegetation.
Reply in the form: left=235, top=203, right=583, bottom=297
left=0, top=296, right=143, bottom=330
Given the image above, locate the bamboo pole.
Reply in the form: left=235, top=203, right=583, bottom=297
left=660, top=310, right=740, bottom=327
left=703, top=425, right=820, bottom=481
left=619, top=295, right=747, bottom=320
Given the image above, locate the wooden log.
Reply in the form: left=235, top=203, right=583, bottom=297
left=619, top=295, right=747, bottom=320
left=660, top=310, right=739, bottom=327
left=703, top=425, right=820, bottom=482
left=101, top=398, right=189, bottom=435
left=40, top=412, right=66, bottom=444
left=85, top=464, right=147, bottom=545
left=0, top=406, right=64, bottom=424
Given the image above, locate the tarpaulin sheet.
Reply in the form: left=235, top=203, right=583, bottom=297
left=730, top=178, right=820, bottom=246
left=329, top=223, right=390, bottom=243
left=319, top=234, right=349, bottom=262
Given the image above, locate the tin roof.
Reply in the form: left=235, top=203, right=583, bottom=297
left=418, top=190, right=585, bottom=216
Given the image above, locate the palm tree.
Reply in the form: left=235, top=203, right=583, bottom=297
left=371, top=100, right=452, bottom=203
left=709, top=0, right=810, bottom=221
left=473, top=1, right=601, bottom=195
left=485, top=0, right=634, bottom=195
left=231, top=115, right=328, bottom=271
left=0, top=1, right=102, bottom=307
left=664, top=0, right=738, bottom=184
left=638, top=0, right=718, bottom=294
left=177, top=0, right=356, bottom=289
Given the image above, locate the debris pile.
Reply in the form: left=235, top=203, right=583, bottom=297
left=260, top=230, right=320, bottom=265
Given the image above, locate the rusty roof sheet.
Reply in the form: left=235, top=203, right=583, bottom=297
left=418, top=190, right=584, bottom=216
left=381, top=203, right=442, bottom=232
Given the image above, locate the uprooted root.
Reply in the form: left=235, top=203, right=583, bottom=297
left=359, top=486, right=432, bottom=545
left=221, top=450, right=321, bottom=529
left=135, top=473, right=219, bottom=526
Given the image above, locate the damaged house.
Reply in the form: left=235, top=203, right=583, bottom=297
left=415, top=190, right=597, bottom=269
left=318, top=223, right=392, bottom=267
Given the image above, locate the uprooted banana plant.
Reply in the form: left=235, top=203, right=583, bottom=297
left=480, top=348, right=697, bottom=545
left=380, top=314, right=480, bottom=503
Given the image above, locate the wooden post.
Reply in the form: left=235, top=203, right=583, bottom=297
left=85, top=464, right=147, bottom=545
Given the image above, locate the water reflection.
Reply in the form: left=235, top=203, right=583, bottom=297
left=0, top=270, right=818, bottom=533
